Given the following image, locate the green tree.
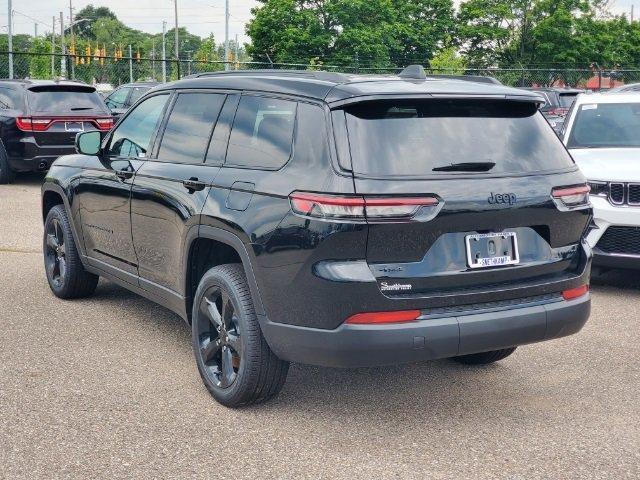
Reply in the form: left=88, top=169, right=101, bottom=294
left=246, top=0, right=454, bottom=67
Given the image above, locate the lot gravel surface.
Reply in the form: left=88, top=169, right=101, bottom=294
left=1, top=175, right=639, bottom=479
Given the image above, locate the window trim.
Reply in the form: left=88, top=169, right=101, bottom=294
left=222, top=92, right=299, bottom=171
left=103, top=91, right=172, bottom=160
left=151, top=90, right=228, bottom=165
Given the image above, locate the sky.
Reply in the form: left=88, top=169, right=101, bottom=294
left=1, top=0, right=637, bottom=44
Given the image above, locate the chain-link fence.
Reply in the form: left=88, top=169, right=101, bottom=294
left=3, top=51, right=640, bottom=90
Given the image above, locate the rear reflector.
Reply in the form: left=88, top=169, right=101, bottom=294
left=289, top=192, right=439, bottom=220
left=345, top=310, right=421, bottom=325
left=562, top=284, right=589, bottom=301
left=552, top=184, right=590, bottom=208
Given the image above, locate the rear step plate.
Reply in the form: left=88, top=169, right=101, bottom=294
left=465, top=232, right=519, bottom=269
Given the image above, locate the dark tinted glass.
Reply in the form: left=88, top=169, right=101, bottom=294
left=342, top=99, right=574, bottom=177
left=108, top=94, right=169, bottom=158
left=568, top=102, right=640, bottom=148
left=28, top=88, right=106, bottom=113
left=0, top=87, right=22, bottom=109
left=226, top=96, right=296, bottom=169
left=158, top=93, right=225, bottom=164
left=105, top=87, right=130, bottom=109
left=128, top=86, right=151, bottom=105
left=206, top=94, right=240, bottom=165
left=294, top=103, right=330, bottom=168
left=558, top=93, right=579, bottom=108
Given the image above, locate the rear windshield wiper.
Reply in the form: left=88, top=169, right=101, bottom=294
left=432, top=162, right=496, bottom=172
left=70, top=107, right=93, bottom=111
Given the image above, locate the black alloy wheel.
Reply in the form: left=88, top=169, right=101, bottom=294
left=196, top=286, right=243, bottom=388
left=45, top=217, right=67, bottom=289
left=43, top=205, right=99, bottom=299
left=191, top=264, right=289, bottom=407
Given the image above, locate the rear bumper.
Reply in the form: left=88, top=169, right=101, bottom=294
left=260, top=294, right=590, bottom=368
left=7, top=138, right=76, bottom=172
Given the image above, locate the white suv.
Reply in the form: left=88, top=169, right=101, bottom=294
left=562, top=92, right=640, bottom=270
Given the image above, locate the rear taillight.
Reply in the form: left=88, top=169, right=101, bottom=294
left=17, top=117, right=53, bottom=131
left=345, top=310, right=421, bottom=325
left=289, top=192, right=439, bottom=221
left=552, top=184, right=590, bottom=209
left=95, top=118, right=114, bottom=131
left=562, top=284, right=589, bottom=301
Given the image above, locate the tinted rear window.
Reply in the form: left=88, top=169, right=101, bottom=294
left=340, top=99, right=574, bottom=177
left=0, top=87, right=23, bottom=109
left=28, top=88, right=106, bottom=113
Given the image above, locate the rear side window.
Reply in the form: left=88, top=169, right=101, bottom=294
left=28, top=87, right=106, bottom=113
left=226, top=96, right=296, bottom=169
left=158, top=92, right=225, bottom=164
left=340, top=99, right=574, bottom=177
left=0, top=87, right=23, bottom=109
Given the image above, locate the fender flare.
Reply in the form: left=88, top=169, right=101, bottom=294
left=183, top=225, right=266, bottom=317
left=41, top=182, right=87, bottom=259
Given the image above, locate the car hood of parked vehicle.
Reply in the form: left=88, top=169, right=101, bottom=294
left=569, top=147, right=640, bottom=181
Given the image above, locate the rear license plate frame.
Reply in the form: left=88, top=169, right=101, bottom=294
left=465, top=231, right=520, bottom=269
left=64, top=121, right=85, bottom=133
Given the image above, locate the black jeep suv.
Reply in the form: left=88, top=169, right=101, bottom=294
left=41, top=67, right=592, bottom=407
left=0, top=79, right=113, bottom=183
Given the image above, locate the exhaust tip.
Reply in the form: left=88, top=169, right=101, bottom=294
left=37, top=161, right=48, bottom=171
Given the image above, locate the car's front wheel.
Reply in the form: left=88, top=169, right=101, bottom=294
left=192, top=264, right=289, bottom=407
left=43, top=205, right=99, bottom=298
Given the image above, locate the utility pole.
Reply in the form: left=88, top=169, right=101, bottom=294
left=69, top=0, right=75, bottom=79
left=174, top=0, right=179, bottom=61
left=235, top=33, right=239, bottom=68
left=162, top=21, right=167, bottom=82
left=60, top=11, right=66, bottom=78
left=7, top=0, right=13, bottom=79
left=152, top=38, right=156, bottom=80
left=51, top=16, right=56, bottom=77
left=129, top=45, right=133, bottom=83
left=34, top=23, right=38, bottom=38
left=224, top=0, right=230, bottom=71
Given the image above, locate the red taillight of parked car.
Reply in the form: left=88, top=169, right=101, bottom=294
left=345, top=310, right=422, bottom=325
left=16, top=116, right=113, bottom=132
left=552, top=184, right=590, bottom=208
left=94, top=118, right=114, bottom=131
left=16, top=117, right=52, bottom=131
left=562, top=284, right=589, bottom=301
left=289, top=192, right=439, bottom=221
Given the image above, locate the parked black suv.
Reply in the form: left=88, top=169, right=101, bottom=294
left=41, top=67, right=592, bottom=407
left=0, top=79, right=113, bottom=183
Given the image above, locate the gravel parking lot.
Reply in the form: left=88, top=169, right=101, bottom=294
left=1, top=175, right=639, bottom=479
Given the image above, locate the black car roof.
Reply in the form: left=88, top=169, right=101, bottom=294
left=119, top=81, right=160, bottom=87
left=155, top=67, right=542, bottom=106
left=0, top=79, right=95, bottom=92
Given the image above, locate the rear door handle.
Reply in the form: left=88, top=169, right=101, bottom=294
left=183, top=177, right=206, bottom=192
left=115, top=170, right=134, bottom=180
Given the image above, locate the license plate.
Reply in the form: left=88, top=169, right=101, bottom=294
left=465, top=232, right=519, bottom=269
left=65, top=121, right=84, bottom=132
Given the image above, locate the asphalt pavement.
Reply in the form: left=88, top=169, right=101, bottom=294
left=1, top=175, right=639, bottom=479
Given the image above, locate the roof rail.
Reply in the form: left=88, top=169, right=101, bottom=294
left=189, top=69, right=350, bottom=84
left=425, top=74, right=503, bottom=85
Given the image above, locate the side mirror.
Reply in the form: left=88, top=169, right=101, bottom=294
left=75, top=130, right=102, bottom=155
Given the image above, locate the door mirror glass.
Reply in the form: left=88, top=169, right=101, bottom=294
left=75, top=131, right=102, bottom=155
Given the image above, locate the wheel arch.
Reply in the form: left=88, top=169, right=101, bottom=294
left=183, top=226, right=266, bottom=324
left=41, top=183, right=87, bottom=259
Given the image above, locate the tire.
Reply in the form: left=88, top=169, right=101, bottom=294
left=0, top=143, right=15, bottom=184
left=452, top=347, right=517, bottom=365
left=192, top=263, right=289, bottom=408
left=43, top=205, right=99, bottom=299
